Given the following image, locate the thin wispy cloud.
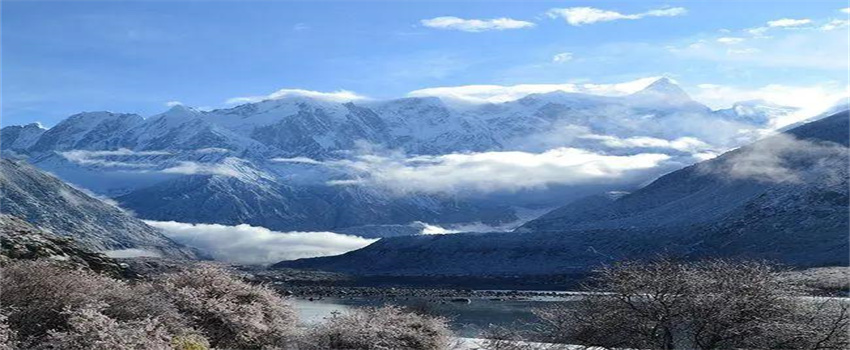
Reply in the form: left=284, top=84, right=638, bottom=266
left=767, top=18, right=812, bottom=27
left=160, top=161, right=241, bottom=177
left=226, top=89, right=367, bottom=105
left=60, top=149, right=170, bottom=168
left=165, top=101, right=183, bottom=107
left=821, top=19, right=850, bottom=31
left=717, top=37, right=745, bottom=44
left=420, top=16, right=534, bottom=32
left=579, top=134, right=714, bottom=154
left=552, top=52, right=573, bottom=63
left=407, top=76, right=661, bottom=104
left=669, top=19, right=848, bottom=71
left=546, top=6, right=686, bottom=26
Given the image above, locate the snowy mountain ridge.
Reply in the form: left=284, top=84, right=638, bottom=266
left=1, top=78, right=809, bottom=235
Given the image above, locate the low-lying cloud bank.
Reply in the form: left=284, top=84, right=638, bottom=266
left=318, top=147, right=671, bottom=194
left=699, top=134, right=849, bottom=184
left=146, top=221, right=377, bottom=265
left=60, top=149, right=169, bottom=168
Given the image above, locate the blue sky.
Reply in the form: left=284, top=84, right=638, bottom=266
left=2, top=0, right=848, bottom=126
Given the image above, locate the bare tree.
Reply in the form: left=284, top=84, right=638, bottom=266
left=301, top=305, right=452, bottom=350
left=534, top=259, right=849, bottom=350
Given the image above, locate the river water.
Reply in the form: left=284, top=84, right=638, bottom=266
left=293, top=295, right=579, bottom=338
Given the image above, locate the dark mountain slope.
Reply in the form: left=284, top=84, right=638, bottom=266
left=0, top=214, right=126, bottom=275
left=520, top=111, right=849, bottom=233
left=0, top=159, right=195, bottom=259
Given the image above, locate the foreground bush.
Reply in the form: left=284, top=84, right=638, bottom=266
left=534, top=259, right=850, bottom=350
left=35, top=306, right=174, bottom=350
left=155, top=264, right=298, bottom=349
left=0, top=313, right=16, bottom=350
left=302, top=305, right=452, bottom=350
left=0, top=261, right=187, bottom=343
left=0, top=261, right=299, bottom=349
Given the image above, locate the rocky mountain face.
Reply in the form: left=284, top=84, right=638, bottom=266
left=0, top=214, right=126, bottom=276
left=2, top=78, right=799, bottom=235
left=1, top=123, right=47, bottom=152
left=275, top=111, right=849, bottom=275
left=0, top=158, right=196, bottom=259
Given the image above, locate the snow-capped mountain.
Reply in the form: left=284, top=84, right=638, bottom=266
left=0, top=158, right=196, bottom=259
left=1, top=123, right=46, bottom=152
left=1, top=78, right=802, bottom=235
left=716, top=99, right=800, bottom=126
left=275, top=111, right=849, bottom=275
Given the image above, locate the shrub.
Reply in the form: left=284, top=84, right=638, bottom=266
left=35, top=306, right=173, bottom=350
left=302, top=305, right=452, bottom=350
left=153, top=264, right=298, bottom=349
left=533, top=259, right=850, bottom=350
left=170, top=334, right=210, bottom=350
left=0, top=261, right=188, bottom=342
left=479, top=325, right=540, bottom=350
left=0, top=313, right=16, bottom=350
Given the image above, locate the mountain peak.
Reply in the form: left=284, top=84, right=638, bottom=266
left=23, top=122, right=46, bottom=130
left=631, top=77, right=692, bottom=103
left=63, top=111, right=144, bottom=129
left=164, top=104, right=201, bottom=115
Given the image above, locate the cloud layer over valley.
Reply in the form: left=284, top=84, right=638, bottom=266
left=146, top=221, right=378, bottom=265
left=320, top=147, right=673, bottom=194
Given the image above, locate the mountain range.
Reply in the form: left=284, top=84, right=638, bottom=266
left=275, top=111, right=849, bottom=275
left=0, top=78, right=798, bottom=236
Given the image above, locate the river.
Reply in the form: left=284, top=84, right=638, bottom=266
left=292, top=295, right=580, bottom=338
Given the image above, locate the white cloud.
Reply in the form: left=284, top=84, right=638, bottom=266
left=407, top=76, right=662, bottom=104
left=165, top=101, right=183, bottom=107
left=693, top=82, right=848, bottom=127
left=552, top=52, right=573, bottom=63
left=324, top=147, right=671, bottom=194
left=194, top=147, right=231, bottom=154
left=160, top=161, right=241, bottom=177
left=546, top=6, right=686, bottom=26
left=270, top=156, right=324, bottom=165
left=226, top=89, right=367, bottom=105
left=821, top=19, right=850, bottom=31
left=580, top=134, right=714, bottom=153
left=699, top=134, right=848, bottom=184
left=717, top=37, right=745, bottom=44
left=146, top=220, right=376, bottom=265
left=60, top=148, right=170, bottom=168
left=417, top=222, right=461, bottom=235
left=842, top=8, right=850, bottom=14
left=767, top=18, right=812, bottom=27
left=669, top=23, right=848, bottom=70
left=746, top=26, right=770, bottom=37
left=726, top=48, right=761, bottom=55
left=420, top=16, right=534, bottom=32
